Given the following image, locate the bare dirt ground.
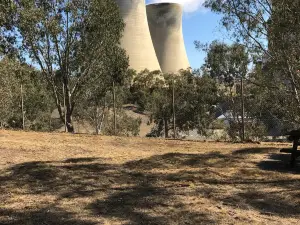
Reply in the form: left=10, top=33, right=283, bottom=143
left=0, top=130, right=300, bottom=225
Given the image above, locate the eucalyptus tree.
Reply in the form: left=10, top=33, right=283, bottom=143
left=199, top=41, right=249, bottom=140
left=0, top=58, right=19, bottom=127
left=6, top=0, right=128, bottom=132
left=0, top=57, right=53, bottom=130
left=131, top=69, right=218, bottom=138
left=0, top=0, right=16, bottom=56
left=204, top=0, right=300, bottom=126
left=204, top=0, right=271, bottom=56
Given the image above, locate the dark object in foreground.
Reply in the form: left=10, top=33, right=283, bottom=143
left=280, top=130, right=300, bottom=167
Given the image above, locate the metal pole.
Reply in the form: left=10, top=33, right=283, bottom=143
left=241, top=76, right=245, bottom=142
left=172, top=79, right=176, bottom=139
left=113, top=81, right=117, bottom=135
left=21, top=84, right=25, bottom=130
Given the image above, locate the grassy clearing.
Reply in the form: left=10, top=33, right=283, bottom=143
left=0, top=130, right=300, bottom=225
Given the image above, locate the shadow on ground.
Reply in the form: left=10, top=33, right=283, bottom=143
left=0, top=207, right=96, bottom=225
left=1, top=148, right=300, bottom=224
left=258, top=153, right=300, bottom=173
left=233, top=147, right=278, bottom=155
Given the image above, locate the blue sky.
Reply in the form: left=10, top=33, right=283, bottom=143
left=146, top=0, right=229, bottom=70
left=181, top=11, right=225, bottom=69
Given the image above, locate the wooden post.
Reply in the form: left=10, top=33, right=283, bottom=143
left=21, top=84, right=25, bottom=130
left=241, top=76, right=245, bottom=142
left=113, top=81, right=117, bottom=135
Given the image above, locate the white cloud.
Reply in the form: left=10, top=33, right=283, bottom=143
left=148, top=0, right=206, bottom=13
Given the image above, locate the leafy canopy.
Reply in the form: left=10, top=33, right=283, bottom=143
left=4, top=0, right=129, bottom=131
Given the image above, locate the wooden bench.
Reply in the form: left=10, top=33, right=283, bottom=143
left=280, top=130, right=300, bottom=167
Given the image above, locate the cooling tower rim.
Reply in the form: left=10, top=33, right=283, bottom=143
left=146, top=2, right=182, bottom=9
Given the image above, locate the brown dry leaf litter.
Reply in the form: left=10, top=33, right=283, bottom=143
left=0, top=130, right=300, bottom=225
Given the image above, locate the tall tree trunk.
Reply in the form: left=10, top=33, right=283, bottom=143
left=164, top=118, right=169, bottom=138
left=99, top=111, right=105, bottom=135
left=241, top=76, right=245, bottom=142
left=157, top=119, right=164, bottom=137
left=113, top=81, right=117, bottom=135
left=63, top=6, right=73, bottom=134
left=99, top=96, right=107, bottom=135
left=63, top=79, right=74, bottom=133
left=172, top=79, right=176, bottom=139
left=96, top=105, right=100, bottom=135
left=21, top=84, right=25, bottom=130
left=49, top=108, right=52, bottom=131
left=63, top=83, right=67, bottom=132
left=66, top=109, right=74, bottom=133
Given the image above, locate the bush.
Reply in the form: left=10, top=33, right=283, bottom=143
left=226, top=120, right=267, bottom=142
left=102, top=110, right=142, bottom=136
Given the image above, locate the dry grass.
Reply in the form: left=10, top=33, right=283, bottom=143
left=0, top=130, right=300, bottom=225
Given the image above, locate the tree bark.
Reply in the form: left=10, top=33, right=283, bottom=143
left=63, top=83, right=67, bottom=132
left=157, top=119, right=164, bottom=137
left=164, top=118, right=169, bottom=138
left=21, top=84, right=25, bottom=130
left=172, top=79, right=176, bottom=139
left=241, top=76, right=245, bottom=142
left=99, top=111, right=105, bottom=135
left=62, top=79, right=74, bottom=133
left=99, top=96, right=107, bottom=135
left=66, top=110, right=74, bottom=133
left=113, top=81, right=117, bottom=135
left=96, top=106, right=100, bottom=135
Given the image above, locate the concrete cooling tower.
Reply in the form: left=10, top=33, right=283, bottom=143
left=115, top=0, right=161, bottom=72
left=146, top=3, right=190, bottom=73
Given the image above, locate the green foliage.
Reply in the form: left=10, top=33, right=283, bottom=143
left=245, top=64, right=299, bottom=133
left=173, top=72, right=219, bottom=135
left=200, top=41, right=252, bottom=141
left=200, top=41, right=249, bottom=83
left=0, top=58, right=54, bottom=130
left=204, top=0, right=300, bottom=130
left=102, top=110, right=142, bottom=137
left=226, top=119, right=267, bottom=142
left=204, top=0, right=270, bottom=57
left=0, top=58, right=19, bottom=124
left=129, top=69, right=164, bottom=111
left=0, top=1, right=16, bottom=56
left=211, top=119, right=226, bottom=130
left=5, top=0, right=128, bottom=132
left=131, top=69, right=219, bottom=138
left=73, top=67, right=133, bottom=134
left=265, top=0, right=300, bottom=126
